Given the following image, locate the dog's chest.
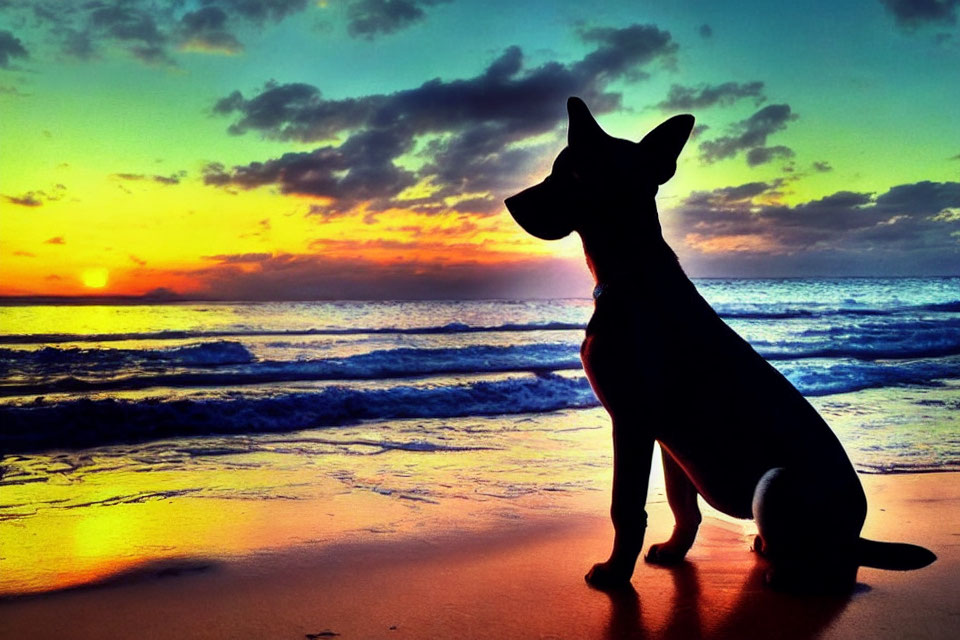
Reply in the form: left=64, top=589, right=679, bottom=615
left=581, top=306, right=670, bottom=374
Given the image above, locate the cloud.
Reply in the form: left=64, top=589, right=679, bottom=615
left=812, top=160, right=833, bottom=172
left=699, top=24, right=713, bottom=38
left=346, top=0, right=450, bottom=39
left=203, top=126, right=418, bottom=210
left=60, top=28, right=96, bottom=59
left=178, top=6, right=243, bottom=54
left=2, top=193, right=43, bottom=207
left=113, top=171, right=186, bottom=185
left=879, top=0, right=960, bottom=27
left=574, top=24, right=678, bottom=80
left=181, top=251, right=593, bottom=299
left=5, top=0, right=448, bottom=65
left=1, top=184, right=66, bottom=207
left=86, top=3, right=175, bottom=65
left=672, top=180, right=960, bottom=275
left=656, top=81, right=765, bottom=111
left=202, top=252, right=275, bottom=264
left=698, top=104, right=797, bottom=165
left=746, top=145, right=795, bottom=167
left=0, top=29, right=28, bottom=67
left=209, top=24, right=678, bottom=214
left=211, top=0, right=309, bottom=22
left=44, top=236, right=66, bottom=245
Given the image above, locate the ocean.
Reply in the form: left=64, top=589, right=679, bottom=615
left=1, top=277, right=958, bottom=593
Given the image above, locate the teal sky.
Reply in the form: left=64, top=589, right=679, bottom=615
left=1, top=0, right=958, bottom=299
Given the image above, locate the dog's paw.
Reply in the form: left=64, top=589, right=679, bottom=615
left=584, top=561, right=633, bottom=590
left=644, top=542, right=688, bottom=566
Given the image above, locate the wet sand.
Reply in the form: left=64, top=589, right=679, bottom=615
left=1, top=472, right=956, bottom=639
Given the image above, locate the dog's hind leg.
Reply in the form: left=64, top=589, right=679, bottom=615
left=585, top=424, right=655, bottom=589
left=645, top=448, right=701, bottom=565
left=752, top=467, right=863, bottom=592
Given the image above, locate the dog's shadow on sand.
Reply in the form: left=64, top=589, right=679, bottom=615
left=603, top=558, right=861, bottom=640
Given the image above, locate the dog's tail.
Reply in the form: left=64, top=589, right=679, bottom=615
left=856, top=537, right=936, bottom=570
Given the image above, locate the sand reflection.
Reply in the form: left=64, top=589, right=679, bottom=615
left=604, top=558, right=853, bottom=639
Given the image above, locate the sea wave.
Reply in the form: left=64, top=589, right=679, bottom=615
left=777, top=357, right=960, bottom=397
left=713, top=299, right=960, bottom=319
left=3, top=353, right=959, bottom=453
left=756, top=323, right=960, bottom=361
left=0, top=343, right=583, bottom=396
left=0, top=322, right=585, bottom=345
left=0, top=341, right=254, bottom=377
left=1, top=298, right=956, bottom=344
left=4, top=337, right=960, bottom=396
left=0, top=373, right=599, bottom=453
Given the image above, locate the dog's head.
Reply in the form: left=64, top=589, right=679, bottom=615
left=505, top=97, right=694, bottom=240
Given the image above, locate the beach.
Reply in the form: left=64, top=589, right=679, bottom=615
left=1, top=472, right=956, bottom=639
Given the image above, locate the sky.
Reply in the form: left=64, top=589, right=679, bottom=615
left=1, top=0, right=959, bottom=299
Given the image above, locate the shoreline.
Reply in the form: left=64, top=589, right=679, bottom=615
left=1, top=472, right=956, bottom=639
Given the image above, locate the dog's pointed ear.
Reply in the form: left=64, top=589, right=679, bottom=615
left=567, top=97, right=606, bottom=147
left=638, top=114, right=695, bottom=184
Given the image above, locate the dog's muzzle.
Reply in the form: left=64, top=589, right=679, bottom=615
left=505, top=179, right=575, bottom=241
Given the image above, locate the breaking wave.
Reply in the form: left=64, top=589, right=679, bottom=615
left=0, top=373, right=598, bottom=453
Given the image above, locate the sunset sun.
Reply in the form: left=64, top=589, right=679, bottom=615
left=81, top=268, right=109, bottom=289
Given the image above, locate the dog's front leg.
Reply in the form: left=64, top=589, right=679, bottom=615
left=645, top=448, right=701, bottom=565
left=585, top=426, right=654, bottom=589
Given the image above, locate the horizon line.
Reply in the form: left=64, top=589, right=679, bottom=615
left=2, top=274, right=959, bottom=306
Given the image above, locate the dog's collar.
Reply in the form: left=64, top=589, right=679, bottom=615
left=592, top=283, right=612, bottom=301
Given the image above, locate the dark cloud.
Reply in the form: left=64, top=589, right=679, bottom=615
left=213, top=82, right=374, bottom=140
left=746, top=144, right=795, bottom=167
left=203, top=126, right=418, bottom=209
left=214, top=0, right=310, bottom=23
left=44, top=236, right=66, bottom=245
left=209, top=24, right=678, bottom=214
left=575, top=24, right=678, bottom=80
left=346, top=0, right=449, bottom=39
left=129, top=43, right=173, bottom=65
left=699, top=24, right=713, bottom=38
left=672, top=180, right=960, bottom=275
left=879, top=0, right=960, bottom=27
left=152, top=172, right=184, bottom=185
left=698, top=104, right=797, bottom=165
left=0, top=29, right=28, bottom=67
left=2, top=184, right=66, bottom=207
left=113, top=171, right=186, bottom=185
left=202, top=252, right=275, bottom=264
left=185, top=251, right=593, bottom=300
left=88, top=4, right=165, bottom=46
left=874, top=180, right=960, bottom=214
left=4, top=0, right=444, bottom=65
left=812, top=160, right=833, bottom=172
left=60, top=28, right=96, bottom=59
left=2, top=192, right=43, bottom=207
left=179, top=6, right=243, bottom=54
left=682, top=180, right=785, bottom=209
left=656, top=81, right=765, bottom=111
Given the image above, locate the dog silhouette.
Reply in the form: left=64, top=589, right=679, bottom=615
left=505, top=97, right=936, bottom=592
